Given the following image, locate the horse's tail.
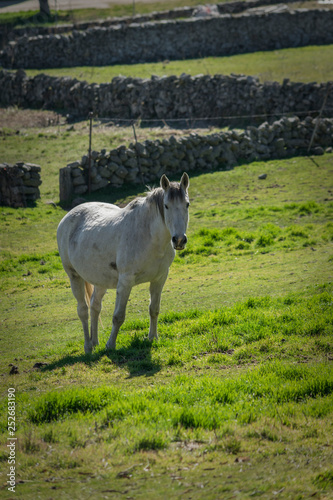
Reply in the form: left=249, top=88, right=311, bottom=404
left=84, top=281, right=94, bottom=307
left=84, top=281, right=104, bottom=327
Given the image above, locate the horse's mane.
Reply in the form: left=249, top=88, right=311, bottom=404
left=125, top=187, right=164, bottom=220
left=146, top=187, right=165, bottom=221
left=126, top=182, right=186, bottom=221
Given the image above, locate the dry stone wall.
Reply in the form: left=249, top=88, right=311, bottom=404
left=1, top=9, right=332, bottom=69
left=0, top=162, right=42, bottom=207
left=0, top=0, right=304, bottom=48
left=60, top=116, right=333, bottom=202
left=1, top=70, right=332, bottom=127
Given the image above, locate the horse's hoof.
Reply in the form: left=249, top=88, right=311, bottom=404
left=84, top=343, right=93, bottom=354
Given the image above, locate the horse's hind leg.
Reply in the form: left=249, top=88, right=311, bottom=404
left=69, top=273, right=92, bottom=354
left=90, top=286, right=106, bottom=348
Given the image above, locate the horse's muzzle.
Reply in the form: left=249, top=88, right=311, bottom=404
left=172, top=234, right=187, bottom=250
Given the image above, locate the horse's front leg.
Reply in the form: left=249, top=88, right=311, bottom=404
left=149, top=272, right=168, bottom=342
left=106, top=276, right=133, bottom=350
left=90, top=286, right=107, bottom=348
left=68, top=273, right=91, bottom=354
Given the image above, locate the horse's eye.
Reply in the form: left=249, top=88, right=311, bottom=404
left=186, top=202, right=190, bottom=208
left=164, top=204, right=168, bottom=210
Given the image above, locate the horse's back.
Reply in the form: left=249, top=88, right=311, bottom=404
left=57, top=198, right=173, bottom=289
left=57, top=202, right=121, bottom=266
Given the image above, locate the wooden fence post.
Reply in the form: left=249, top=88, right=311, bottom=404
left=88, top=112, right=93, bottom=195
left=59, top=166, right=73, bottom=203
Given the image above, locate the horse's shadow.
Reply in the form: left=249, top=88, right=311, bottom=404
left=40, top=337, right=161, bottom=378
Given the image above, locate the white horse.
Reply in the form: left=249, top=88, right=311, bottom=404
left=57, top=173, right=190, bottom=353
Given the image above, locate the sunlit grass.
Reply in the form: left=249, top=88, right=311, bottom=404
left=26, top=357, right=333, bottom=426
left=24, top=45, right=333, bottom=84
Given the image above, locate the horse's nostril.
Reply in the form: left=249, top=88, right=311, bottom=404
left=172, top=235, right=187, bottom=248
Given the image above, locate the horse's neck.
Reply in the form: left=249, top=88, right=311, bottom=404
left=145, top=199, right=170, bottom=249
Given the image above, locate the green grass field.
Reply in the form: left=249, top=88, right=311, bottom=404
left=1, top=151, right=333, bottom=499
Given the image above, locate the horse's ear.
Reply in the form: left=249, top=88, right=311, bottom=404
left=180, top=172, right=190, bottom=191
left=160, top=174, right=170, bottom=191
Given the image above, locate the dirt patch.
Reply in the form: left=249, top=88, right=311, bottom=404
left=0, top=107, right=64, bottom=130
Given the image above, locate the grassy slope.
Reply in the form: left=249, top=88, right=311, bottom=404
left=0, top=153, right=333, bottom=499
left=24, top=44, right=333, bottom=84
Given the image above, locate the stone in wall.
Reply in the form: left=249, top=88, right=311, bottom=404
left=0, top=162, right=42, bottom=207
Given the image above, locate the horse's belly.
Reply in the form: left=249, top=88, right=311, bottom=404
left=67, top=230, right=174, bottom=289
left=88, top=271, right=119, bottom=289
left=70, top=253, right=119, bottom=289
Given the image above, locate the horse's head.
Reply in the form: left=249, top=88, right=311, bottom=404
left=160, top=172, right=190, bottom=251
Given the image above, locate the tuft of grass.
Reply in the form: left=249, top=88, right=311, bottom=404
left=131, top=433, right=169, bottom=452
left=21, top=430, right=41, bottom=454
left=42, top=428, right=58, bottom=443
left=313, top=470, right=333, bottom=489
left=28, top=387, right=121, bottom=423
left=223, top=437, right=242, bottom=454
